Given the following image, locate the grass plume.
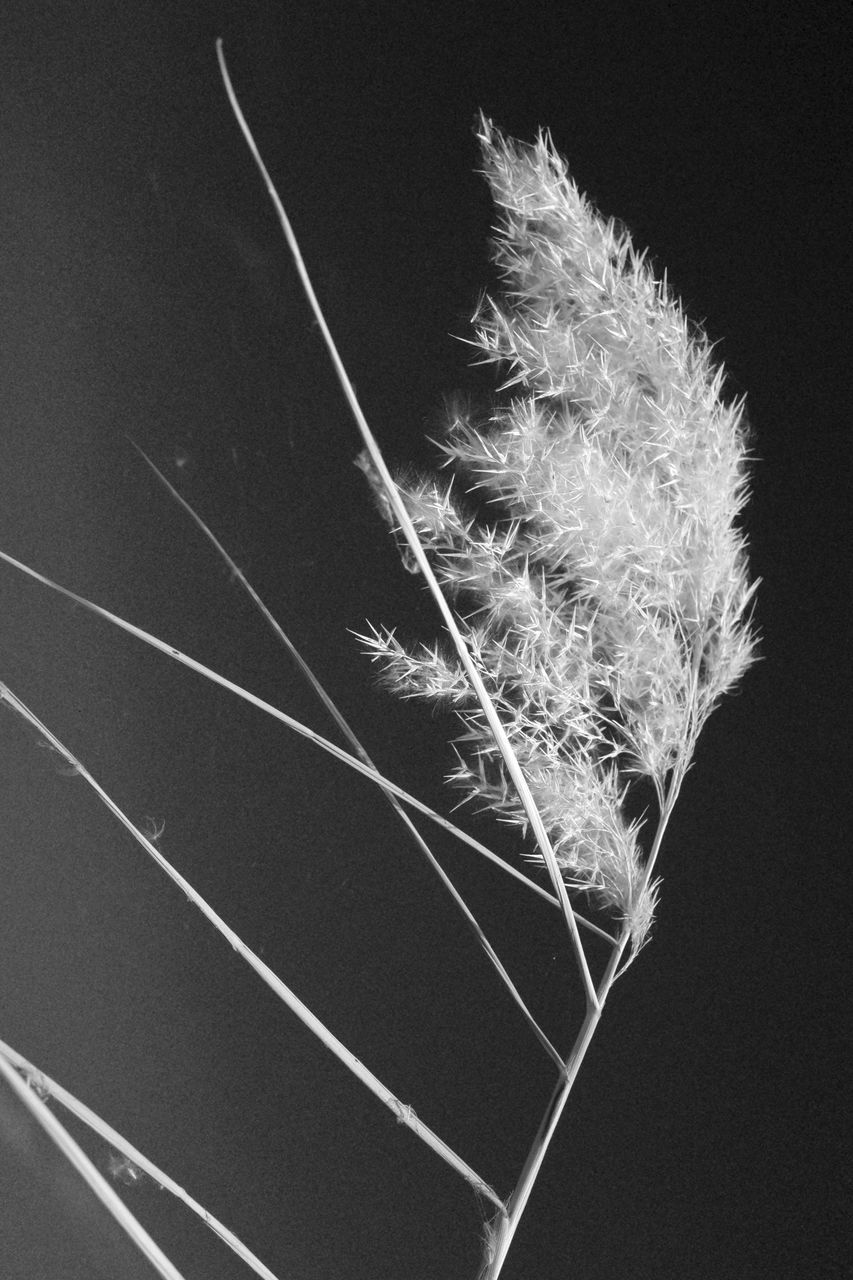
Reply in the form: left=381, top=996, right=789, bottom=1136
left=0, top=47, right=758, bottom=1280
left=360, top=113, right=758, bottom=956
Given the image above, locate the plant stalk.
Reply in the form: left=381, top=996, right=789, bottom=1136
left=484, top=781, right=683, bottom=1278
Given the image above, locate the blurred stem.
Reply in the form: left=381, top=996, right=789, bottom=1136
left=0, top=1051, right=186, bottom=1280
left=0, top=1037, right=283, bottom=1280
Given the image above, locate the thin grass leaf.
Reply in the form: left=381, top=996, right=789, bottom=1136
left=130, top=446, right=575, bottom=1070
left=0, top=680, right=504, bottom=1213
left=0, top=1037, right=282, bottom=1280
left=215, top=41, right=600, bottom=1013
left=0, top=1051, right=187, bottom=1280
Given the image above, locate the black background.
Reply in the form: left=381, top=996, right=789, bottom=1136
left=0, top=3, right=847, bottom=1278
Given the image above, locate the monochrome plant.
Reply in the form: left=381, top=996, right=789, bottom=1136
left=359, top=114, right=757, bottom=957
left=0, top=41, right=757, bottom=1280
left=355, top=111, right=758, bottom=1271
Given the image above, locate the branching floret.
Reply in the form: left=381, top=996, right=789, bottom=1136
left=360, top=114, right=758, bottom=951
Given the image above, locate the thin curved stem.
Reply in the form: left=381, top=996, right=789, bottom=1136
left=0, top=1037, right=282, bottom=1280
left=0, top=680, right=504, bottom=1214
left=0, top=1051, right=187, bottom=1280
left=482, top=777, right=685, bottom=1277
left=215, top=40, right=599, bottom=1014
left=0, top=544, right=613, bottom=951
left=127, top=446, right=580, bottom=1072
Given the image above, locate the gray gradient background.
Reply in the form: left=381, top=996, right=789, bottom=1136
left=0, top=2, right=846, bottom=1278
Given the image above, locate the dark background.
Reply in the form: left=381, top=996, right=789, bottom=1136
left=0, top=3, right=847, bottom=1278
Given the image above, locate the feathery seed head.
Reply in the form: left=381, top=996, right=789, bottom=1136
left=360, top=118, right=757, bottom=951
